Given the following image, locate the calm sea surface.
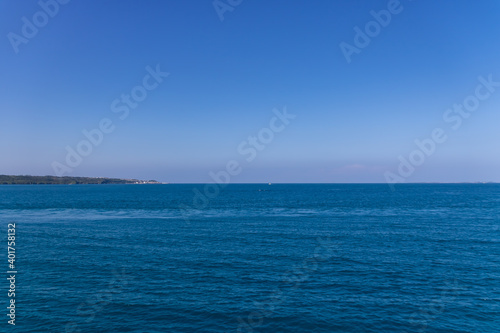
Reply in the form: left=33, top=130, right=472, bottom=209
left=0, top=184, right=499, bottom=332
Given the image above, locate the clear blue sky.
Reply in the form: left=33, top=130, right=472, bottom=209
left=1, top=0, right=499, bottom=183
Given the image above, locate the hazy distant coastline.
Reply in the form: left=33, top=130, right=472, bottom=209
left=0, top=175, right=160, bottom=185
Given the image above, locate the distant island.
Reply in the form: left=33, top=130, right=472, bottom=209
left=0, top=175, right=161, bottom=185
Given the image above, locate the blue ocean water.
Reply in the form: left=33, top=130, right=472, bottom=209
left=0, top=184, right=499, bottom=332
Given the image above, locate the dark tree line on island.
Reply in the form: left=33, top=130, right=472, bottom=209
left=0, top=175, right=160, bottom=185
